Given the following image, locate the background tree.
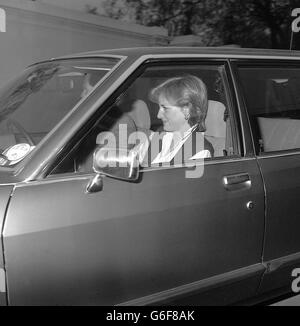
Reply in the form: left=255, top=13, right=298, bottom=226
left=98, top=0, right=299, bottom=49
left=218, top=0, right=293, bottom=48
left=85, top=4, right=99, bottom=15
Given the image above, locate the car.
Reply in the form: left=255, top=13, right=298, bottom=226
left=0, top=47, right=300, bottom=306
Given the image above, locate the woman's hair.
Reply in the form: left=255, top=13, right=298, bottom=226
left=149, top=75, right=208, bottom=131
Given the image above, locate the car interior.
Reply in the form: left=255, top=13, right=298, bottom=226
left=51, top=66, right=235, bottom=175
left=238, top=68, right=300, bottom=153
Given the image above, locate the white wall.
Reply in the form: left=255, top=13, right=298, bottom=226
left=0, top=0, right=168, bottom=86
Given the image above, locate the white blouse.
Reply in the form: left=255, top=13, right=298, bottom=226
left=151, top=126, right=211, bottom=164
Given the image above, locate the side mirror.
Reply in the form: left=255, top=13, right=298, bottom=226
left=93, top=146, right=140, bottom=182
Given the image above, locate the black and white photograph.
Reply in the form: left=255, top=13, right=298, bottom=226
left=0, top=0, right=300, bottom=308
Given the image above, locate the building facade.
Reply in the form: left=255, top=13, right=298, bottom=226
left=0, top=0, right=168, bottom=86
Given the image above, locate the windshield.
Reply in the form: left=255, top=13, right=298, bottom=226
left=0, top=57, right=120, bottom=167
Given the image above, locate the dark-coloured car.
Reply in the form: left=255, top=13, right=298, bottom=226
left=0, top=47, right=300, bottom=305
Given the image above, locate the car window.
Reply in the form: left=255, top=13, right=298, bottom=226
left=237, top=63, right=300, bottom=154
left=50, top=63, right=238, bottom=176
left=0, top=57, right=120, bottom=166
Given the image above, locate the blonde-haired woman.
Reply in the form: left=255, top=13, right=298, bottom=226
left=149, top=75, right=214, bottom=165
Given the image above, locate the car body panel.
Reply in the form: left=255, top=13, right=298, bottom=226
left=0, top=184, right=15, bottom=306
left=0, top=185, right=14, bottom=267
left=59, top=47, right=300, bottom=60
left=231, top=58, right=300, bottom=296
left=4, top=157, right=264, bottom=305
left=256, top=153, right=300, bottom=293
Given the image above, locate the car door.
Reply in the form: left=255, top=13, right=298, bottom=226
left=235, top=60, right=300, bottom=295
left=3, top=58, right=265, bottom=305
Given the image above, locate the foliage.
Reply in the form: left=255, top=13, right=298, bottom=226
left=98, top=0, right=298, bottom=49
left=86, top=5, right=99, bottom=15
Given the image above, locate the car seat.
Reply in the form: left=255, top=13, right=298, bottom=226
left=205, top=100, right=227, bottom=157
left=257, top=117, right=300, bottom=152
left=127, top=99, right=151, bottom=136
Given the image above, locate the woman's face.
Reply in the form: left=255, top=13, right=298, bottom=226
left=157, top=95, right=188, bottom=132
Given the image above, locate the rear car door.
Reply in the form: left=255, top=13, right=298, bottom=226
left=3, top=57, right=265, bottom=305
left=235, top=59, right=300, bottom=295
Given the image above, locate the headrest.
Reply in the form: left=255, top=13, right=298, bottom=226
left=206, top=100, right=226, bottom=138
left=128, top=100, right=151, bottom=130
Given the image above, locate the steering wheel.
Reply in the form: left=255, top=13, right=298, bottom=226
left=6, top=118, right=35, bottom=146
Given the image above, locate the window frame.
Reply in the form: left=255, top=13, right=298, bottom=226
left=46, top=58, right=244, bottom=178
left=233, top=59, right=300, bottom=157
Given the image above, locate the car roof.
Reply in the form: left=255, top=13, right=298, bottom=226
left=56, top=46, right=300, bottom=60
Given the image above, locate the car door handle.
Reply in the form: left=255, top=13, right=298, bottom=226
left=223, top=173, right=251, bottom=191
